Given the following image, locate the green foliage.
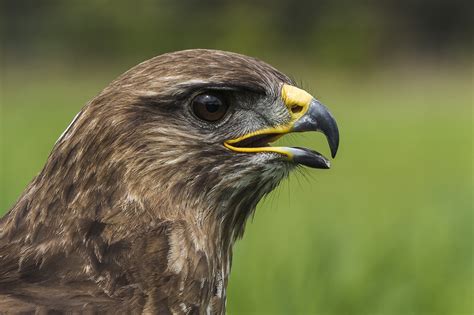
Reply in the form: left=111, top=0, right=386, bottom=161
left=1, top=63, right=472, bottom=314
left=2, top=1, right=472, bottom=67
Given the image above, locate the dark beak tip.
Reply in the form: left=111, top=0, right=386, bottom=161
left=322, top=104, right=339, bottom=159
left=322, top=112, right=339, bottom=159
left=329, top=133, right=339, bottom=158
left=306, top=99, right=340, bottom=160
left=291, top=98, right=340, bottom=161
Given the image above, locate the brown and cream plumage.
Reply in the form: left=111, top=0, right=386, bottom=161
left=0, top=49, right=339, bottom=314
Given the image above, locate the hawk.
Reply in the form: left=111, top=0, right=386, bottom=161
left=0, top=49, right=339, bottom=314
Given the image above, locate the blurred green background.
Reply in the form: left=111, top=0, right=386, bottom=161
left=1, top=1, right=472, bottom=314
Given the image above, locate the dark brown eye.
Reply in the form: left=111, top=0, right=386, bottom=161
left=192, top=93, right=228, bottom=122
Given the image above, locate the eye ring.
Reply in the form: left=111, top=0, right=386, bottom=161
left=191, top=93, right=229, bottom=122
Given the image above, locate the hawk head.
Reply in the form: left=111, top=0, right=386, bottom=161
left=1, top=49, right=339, bottom=312
left=0, top=49, right=339, bottom=313
left=13, top=49, right=339, bottom=245
left=52, top=50, right=338, bottom=240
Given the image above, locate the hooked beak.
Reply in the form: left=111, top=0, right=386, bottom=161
left=224, top=84, right=340, bottom=169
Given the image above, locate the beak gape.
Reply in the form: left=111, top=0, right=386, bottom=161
left=224, top=84, right=340, bottom=169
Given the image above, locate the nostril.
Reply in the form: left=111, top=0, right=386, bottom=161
left=290, top=105, right=303, bottom=114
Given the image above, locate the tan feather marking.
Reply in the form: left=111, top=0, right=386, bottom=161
left=167, top=226, right=188, bottom=274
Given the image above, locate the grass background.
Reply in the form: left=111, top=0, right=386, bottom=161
left=1, top=61, right=472, bottom=314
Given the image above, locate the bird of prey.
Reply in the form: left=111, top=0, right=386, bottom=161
left=0, top=49, right=339, bottom=314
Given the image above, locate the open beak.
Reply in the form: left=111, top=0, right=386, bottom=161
left=224, top=84, right=339, bottom=169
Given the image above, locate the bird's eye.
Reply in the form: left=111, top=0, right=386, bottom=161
left=192, top=93, right=228, bottom=122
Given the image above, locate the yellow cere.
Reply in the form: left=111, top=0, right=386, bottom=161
left=281, top=84, right=313, bottom=120
left=224, top=84, right=315, bottom=159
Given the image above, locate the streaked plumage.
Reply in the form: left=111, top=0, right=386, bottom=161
left=0, top=49, right=339, bottom=314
